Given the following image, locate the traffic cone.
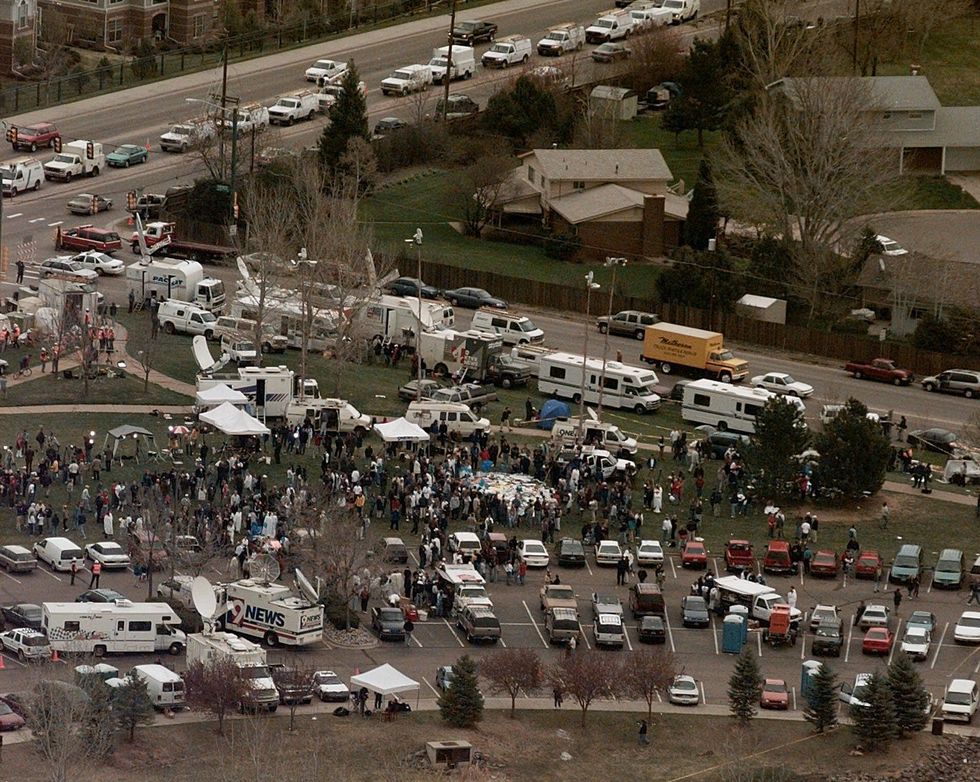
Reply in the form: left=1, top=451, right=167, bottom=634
left=353, top=667, right=359, bottom=675
left=51, top=648, right=60, bottom=662
left=145, top=139, right=151, bottom=152
left=0, top=654, right=6, bottom=669
left=127, top=215, right=134, bottom=227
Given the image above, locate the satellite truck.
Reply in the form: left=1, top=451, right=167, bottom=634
left=185, top=574, right=279, bottom=712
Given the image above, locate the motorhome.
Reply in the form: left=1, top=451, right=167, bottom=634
left=537, top=351, right=661, bottom=414
left=42, top=601, right=187, bottom=656
left=681, top=378, right=805, bottom=434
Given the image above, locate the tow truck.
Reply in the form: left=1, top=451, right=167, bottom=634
left=129, top=221, right=236, bottom=264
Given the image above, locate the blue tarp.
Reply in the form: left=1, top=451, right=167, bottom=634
left=538, top=399, right=570, bottom=430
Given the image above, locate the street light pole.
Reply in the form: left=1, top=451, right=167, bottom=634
left=405, top=229, right=424, bottom=399
left=578, top=271, right=600, bottom=436
left=597, top=256, right=626, bottom=418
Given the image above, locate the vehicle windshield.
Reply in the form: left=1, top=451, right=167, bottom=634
left=241, top=666, right=271, bottom=680
left=380, top=609, right=402, bottom=621
left=24, top=634, right=48, bottom=647
left=52, top=155, right=75, bottom=164
left=711, top=349, right=734, bottom=360
left=199, top=312, right=217, bottom=323
left=596, top=19, right=615, bottom=27
left=519, top=320, right=538, bottom=332
left=675, top=680, right=696, bottom=691
left=430, top=57, right=448, bottom=66
left=852, top=684, right=868, bottom=701
left=946, top=691, right=973, bottom=705
left=489, top=44, right=511, bottom=53
left=904, top=628, right=926, bottom=640
left=959, top=617, right=980, bottom=629
left=894, top=555, right=918, bottom=568
left=544, top=32, right=562, bottom=40
left=815, top=625, right=839, bottom=638
left=0, top=167, right=13, bottom=178
left=317, top=673, right=342, bottom=685
left=548, top=586, right=575, bottom=599
left=936, top=560, right=960, bottom=572
left=171, top=126, right=192, bottom=135
left=763, top=682, right=785, bottom=693
left=392, top=70, right=413, bottom=79
left=314, top=60, right=333, bottom=69
left=0, top=703, right=13, bottom=716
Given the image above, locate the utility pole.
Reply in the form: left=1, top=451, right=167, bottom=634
left=852, top=0, right=860, bottom=75
left=578, top=272, right=600, bottom=438
left=596, top=257, right=626, bottom=418
left=405, top=229, right=424, bottom=398
left=443, top=0, right=456, bottom=121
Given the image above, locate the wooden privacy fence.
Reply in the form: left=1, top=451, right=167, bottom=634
left=420, top=260, right=975, bottom=377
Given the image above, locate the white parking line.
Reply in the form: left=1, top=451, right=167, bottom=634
left=623, top=623, right=633, bottom=651
left=931, top=622, right=948, bottom=669
left=844, top=622, right=853, bottom=663
left=756, top=630, right=763, bottom=657
left=0, top=652, right=27, bottom=667
left=28, top=217, right=45, bottom=223
left=974, top=656, right=980, bottom=675
left=443, top=618, right=465, bottom=648
left=411, top=633, right=424, bottom=648
left=499, top=637, right=507, bottom=647
left=791, top=686, right=797, bottom=711
left=1, top=571, right=22, bottom=584
left=711, top=617, right=719, bottom=655
left=421, top=676, right=440, bottom=697
left=40, top=568, right=63, bottom=582
left=799, top=632, right=807, bottom=659
left=800, top=568, right=804, bottom=586
left=712, top=558, right=719, bottom=578
left=6, top=212, right=22, bottom=218
left=522, top=600, right=549, bottom=648
left=47, top=221, right=63, bottom=227
left=656, top=690, right=662, bottom=702
left=663, top=611, right=676, bottom=653
left=578, top=623, right=592, bottom=650
left=887, top=619, right=902, bottom=665
left=699, top=681, right=707, bottom=705
left=584, top=558, right=593, bottom=577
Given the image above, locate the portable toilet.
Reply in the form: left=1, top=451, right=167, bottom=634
left=801, top=660, right=822, bottom=701
left=723, top=613, right=747, bottom=653
left=728, top=604, right=749, bottom=620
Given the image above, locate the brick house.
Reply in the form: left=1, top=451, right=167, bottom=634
left=492, top=148, right=688, bottom=262
left=0, top=0, right=38, bottom=73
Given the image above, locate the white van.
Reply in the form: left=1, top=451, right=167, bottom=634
left=551, top=418, right=638, bottom=455
left=284, top=398, right=373, bottom=433
left=941, top=679, right=978, bottom=723
left=214, top=315, right=288, bottom=354
left=32, top=537, right=84, bottom=572
left=406, top=401, right=490, bottom=436
left=220, top=333, right=258, bottom=365
left=130, top=664, right=186, bottom=710
left=158, top=300, right=217, bottom=338
left=448, top=532, right=483, bottom=559
left=471, top=308, right=544, bottom=345
left=1, top=157, right=44, bottom=196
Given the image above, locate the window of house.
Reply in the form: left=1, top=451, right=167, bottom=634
left=193, top=13, right=206, bottom=37
left=527, top=166, right=535, bottom=184
left=16, top=0, right=28, bottom=30
left=573, top=180, right=585, bottom=191
left=107, top=18, right=122, bottom=41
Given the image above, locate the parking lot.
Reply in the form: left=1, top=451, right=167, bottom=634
left=4, top=538, right=979, bottom=715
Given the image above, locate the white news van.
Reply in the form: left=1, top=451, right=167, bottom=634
left=186, top=631, right=279, bottom=711
left=681, top=378, right=805, bottom=434
left=218, top=572, right=323, bottom=647
left=130, top=664, right=186, bottom=710
left=284, top=397, right=372, bottom=433
left=537, top=351, right=661, bottom=414
left=406, top=400, right=490, bottom=436
left=1, top=157, right=43, bottom=195
left=551, top=417, right=638, bottom=455
left=362, top=294, right=454, bottom=343
left=42, top=601, right=187, bottom=656
left=127, top=259, right=226, bottom=312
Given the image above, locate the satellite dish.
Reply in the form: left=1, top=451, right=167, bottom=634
left=295, top=568, right=319, bottom=603
left=250, top=554, right=281, bottom=584
left=236, top=255, right=251, bottom=282
left=191, top=576, right=218, bottom=621
left=586, top=408, right=599, bottom=422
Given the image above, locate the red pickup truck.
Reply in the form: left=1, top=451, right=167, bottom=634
left=843, top=358, right=914, bottom=385
left=725, top=540, right=754, bottom=573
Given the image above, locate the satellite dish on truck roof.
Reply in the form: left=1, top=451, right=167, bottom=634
left=250, top=554, right=281, bottom=584
left=191, top=576, right=218, bottom=623
left=295, top=568, right=319, bottom=604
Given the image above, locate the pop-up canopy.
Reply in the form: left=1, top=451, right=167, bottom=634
left=374, top=417, right=430, bottom=443
left=102, top=425, right=157, bottom=459
left=195, top=383, right=248, bottom=409
left=350, top=663, right=420, bottom=704
left=200, top=402, right=270, bottom=436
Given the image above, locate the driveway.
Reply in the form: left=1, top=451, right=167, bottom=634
left=869, top=210, right=980, bottom=265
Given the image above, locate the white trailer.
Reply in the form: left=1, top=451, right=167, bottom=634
left=186, top=631, right=279, bottom=711
left=229, top=294, right=341, bottom=353
left=42, top=600, right=187, bottom=656
left=218, top=572, right=323, bottom=647
left=126, top=259, right=226, bottom=312
left=681, top=378, right=805, bottom=434
left=538, top=351, right=661, bottom=414
left=362, top=294, right=453, bottom=343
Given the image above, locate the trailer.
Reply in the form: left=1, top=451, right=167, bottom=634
left=42, top=600, right=187, bottom=656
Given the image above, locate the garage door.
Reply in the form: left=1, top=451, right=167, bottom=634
left=902, top=147, right=942, bottom=174
left=945, top=147, right=980, bottom=173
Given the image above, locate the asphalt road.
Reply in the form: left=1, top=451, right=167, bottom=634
left=3, top=539, right=979, bottom=717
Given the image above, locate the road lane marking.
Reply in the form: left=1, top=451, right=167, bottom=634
left=664, top=611, right=676, bottom=653
left=28, top=217, right=45, bottom=223
left=422, top=676, right=440, bottom=697
left=887, top=619, right=902, bottom=665
left=712, top=558, right=719, bottom=578
left=669, top=556, right=677, bottom=580
left=6, top=212, right=22, bottom=218
left=699, top=681, right=707, bottom=704
left=41, top=568, right=63, bottom=582
left=623, top=623, right=633, bottom=651
left=522, top=600, right=548, bottom=648
left=711, top=616, right=719, bottom=655
left=756, top=630, right=763, bottom=657
left=499, top=637, right=507, bottom=647
left=931, top=622, right=948, bottom=669
left=411, top=633, right=423, bottom=648
left=799, top=632, right=807, bottom=659
left=791, top=686, right=797, bottom=711
left=584, top=557, right=593, bottom=577
left=1, top=571, right=22, bottom=584
left=443, top=618, right=464, bottom=648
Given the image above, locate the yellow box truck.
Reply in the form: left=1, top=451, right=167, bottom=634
left=640, top=323, right=748, bottom=382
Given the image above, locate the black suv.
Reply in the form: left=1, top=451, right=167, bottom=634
left=557, top=538, right=586, bottom=567
left=811, top=621, right=843, bottom=657
left=704, top=431, right=750, bottom=459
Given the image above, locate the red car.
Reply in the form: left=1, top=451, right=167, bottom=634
left=681, top=540, right=708, bottom=569
left=809, top=550, right=840, bottom=577
left=10, top=121, right=60, bottom=153
left=55, top=225, right=122, bottom=253
left=724, top=540, right=753, bottom=573
left=0, top=699, right=25, bottom=731
left=854, top=550, right=883, bottom=579
left=862, top=626, right=894, bottom=655
left=763, top=541, right=797, bottom=575
left=760, top=678, right=789, bottom=710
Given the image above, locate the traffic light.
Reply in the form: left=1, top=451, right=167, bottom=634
left=5, top=127, right=16, bottom=144
left=86, top=141, right=94, bottom=159
left=90, top=195, right=98, bottom=215
left=52, top=137, right=62, bottom=153
left=126, top=191, right=137, bottom=211
left=233, top=191, right=239, bottom=220
left=0, top=246, right=8, bottom=276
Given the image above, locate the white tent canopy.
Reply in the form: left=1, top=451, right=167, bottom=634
left=350, top=664, right=420, bottom=698
left=200, top=402, right=270, bottom=436
left=374, top=417, right=430, bottom=443
left=195, top=383, right=248, bottom=409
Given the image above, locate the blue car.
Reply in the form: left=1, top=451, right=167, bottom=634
left=106, top=143, right=149, bottom=167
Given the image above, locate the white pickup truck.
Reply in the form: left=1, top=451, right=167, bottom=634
left=481, top=35, right=532, bottom=68
left=585, top=8, right=633, bottom=43
left=267, top=91, right=319, bottom=125
left=537, top=23, right=585, bottom=56
left=43, top=141, right=105, bottom=181
left=160, top=120, right=215, bottom=153
left=381, top=64, right=432, bottom=96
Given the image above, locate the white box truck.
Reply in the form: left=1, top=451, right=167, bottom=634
left=43, top=140, right=105, bottom=181
left=186, top=631, right=279, bottom=711
left=428, top=45, right=475, bottom=82
left=126, top=259, right=226, bottom=313
left=42, top=600, right=187, bottom=656
left=267, top=91, right=319, bottom=125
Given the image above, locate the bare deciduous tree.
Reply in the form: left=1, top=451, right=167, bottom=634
left=184, top=657, right=252, bottom=736
left=447, top=152, right=515, bottom=237
left=550, top=651, right=618, bottom=727
left=480, top=648, right=545, bottom=717
left=714, top=77, right=904, bottom=323
left=618, top=648, right=676, bottom=722
left=270, top=656, right=319, bottom=732
left=624, top=25, right=685, bottom=93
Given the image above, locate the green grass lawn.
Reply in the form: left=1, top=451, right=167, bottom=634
left=2, top=372, right=191, bottom=407
left=903, top=175, right=979, bottom=210
left=620, top=115, right=720, bottom=190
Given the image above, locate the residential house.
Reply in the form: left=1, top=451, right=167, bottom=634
left=0, top=0, right=37, bottom=73
left=771, top=76, right=980, bottom=174
left=493, top=148, right=688, bottom=261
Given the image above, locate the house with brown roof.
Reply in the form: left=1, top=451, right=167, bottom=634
left=493, top=148, right=688, bottom=262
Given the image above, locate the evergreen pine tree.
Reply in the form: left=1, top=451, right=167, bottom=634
left=745, top=396, right=811, bottom=501
left=684, top=159, right=720, bottom=250
left=319, top=63, right=370, bottom=175
left=802, top=662, right=839, bottom=733
left=727, top=646, right=762, bottom=724
left=813, top=398, right=892, bottom=500
left=437, top=655, right=484, bottom=728
left=850, top=672, right=898, bottom=751
left=887, top=653, right=930, bottom=736
left=112, top=674, right=157, bottom=741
